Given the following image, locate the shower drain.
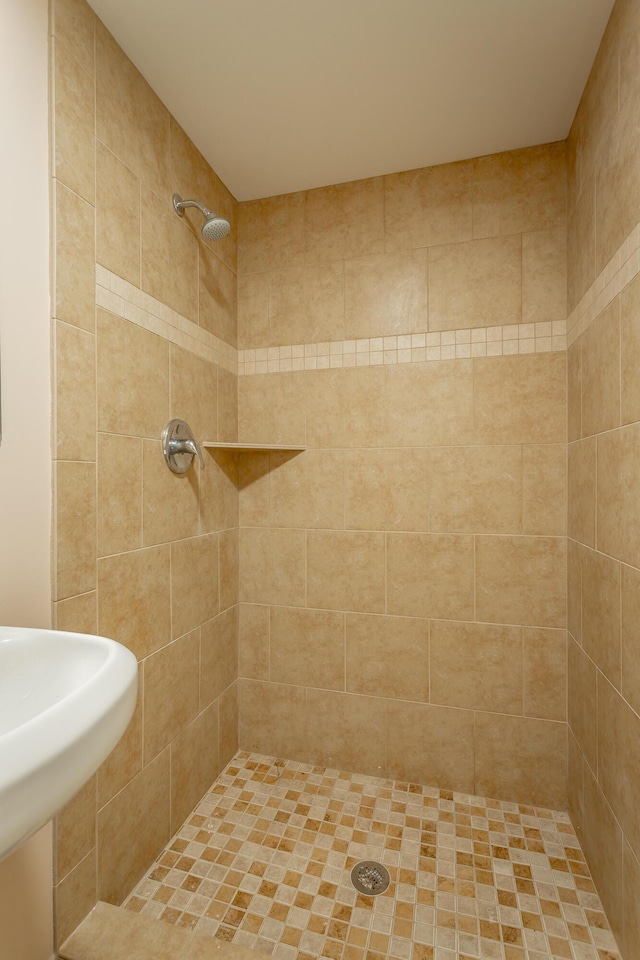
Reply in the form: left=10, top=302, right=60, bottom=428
left=350, top=860, right=390, bottom=896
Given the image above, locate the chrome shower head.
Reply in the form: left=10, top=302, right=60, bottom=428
left=201, top=214, right=231, bottom=241
left=172, top=194, right=231, bottom=241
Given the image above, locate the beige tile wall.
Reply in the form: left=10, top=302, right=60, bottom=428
left=50, top=0, right=239, bottom=945
left=238, top=143, right=567, bottom=349
left=567, top=1, right=640, bottom=956
left=236, top=142, right=569, bottom=812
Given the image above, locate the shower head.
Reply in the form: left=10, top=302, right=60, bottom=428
left=172, top=194, right=231, bottom=241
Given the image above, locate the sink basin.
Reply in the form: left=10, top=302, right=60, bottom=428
left=0, top=627, right=137, bottom=862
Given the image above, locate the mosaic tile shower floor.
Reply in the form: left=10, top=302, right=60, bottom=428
left=124, top=752, right=620, bottom=960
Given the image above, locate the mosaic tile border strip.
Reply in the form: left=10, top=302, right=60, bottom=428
left=124, top=750, right=621, bottom=960
left=238, top=323, right=567, bottom=376
left=95, top=265, right=238, bottom=374
left=95, top=265, right=571, bottom=378
left=568, top=221, right=640, bottom=346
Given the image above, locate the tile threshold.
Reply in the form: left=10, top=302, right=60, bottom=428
left=59, top=901, right=262, bottom=960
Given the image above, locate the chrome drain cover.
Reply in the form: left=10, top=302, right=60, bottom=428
left=350, top=860, right=390, bottom=895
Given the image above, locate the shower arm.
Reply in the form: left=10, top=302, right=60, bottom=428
left=173, top=195, right=212, bottom=218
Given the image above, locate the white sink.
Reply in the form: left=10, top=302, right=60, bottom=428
left=0, top=627, right=137, bottom=862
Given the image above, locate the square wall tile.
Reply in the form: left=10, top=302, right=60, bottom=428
left=270, top=449, right=344, bottom=530
left=240, top=528, right=305, bottom=607
left=304, top=176, right=384, bottom=262
left=54, top=848, right=97, bottom=948
left=171, top=344, right=218, bottom=442
left=98, top=545, right=171, bottom=659
left=97, top=669, right=143, bottom=808
left=597, top=674, right=640, bottom=860
left=582, top=765, right=624, bottom=940
left=476, top=535, right=566, bottom=628
left=55, top=776, right=96, bottom=883
left=52, top=0, right=95, bottom=76
left=523, top=628, right=567, bottom=721
left=53, top=36, right=95, bottom=203
left=97, top=309, right=170, bottom=439
left=96, top=20, right=170, bottom=198
left=55, top=321, right=96, bottom=462
left=622, top=564, right=640, bottom=716
left=568, top=636, right=597, bottom=773
left=306, top=690, right=386, bottom=777
left=238, top=679, right=306, bottom=760
left=387, top=533, right=474, bottom=620
left=98, top=434, right=143, bottom=557
left=170, top=535, right=219, bottom=639
left=428, top=235, right=521, bottom=331
left=522, top=224, right=567, bottom=324
left=270, top=606, right=344, bottom=690
left=386, top=700, right=474, bottom=792
left=142, top=439, right=199, bottom=547
left=581, top=298, right=621, bottom=437
left=55, top=181, right=95, bottom=332
left=430, top=620, right=523, bottom=714
left=345, top=613, right=428, bottom=702
left=581, top=548, right=621, bottom=689
left=597, top=424, right=640, bottom=567
left=141, top=184, right=198, bottom=321
left=344, top=250, right=428, bottom=339
left=143, top=629, right=200, bottom=763
left=239, top=372, right=306, bottom=446
left=238, top=191, right=305, bottom=274
left=269, top=261, right=345, bottom=346
left=96, top=141, right=141, bottom=286
left=170, top=703, right=220, bottom=835
left=345, top=448, right=428, bottom=532
left=386, top=360, right=474, bottom=447
left=384, top=159, right=473, bottom=251
left=474, top=713, right=566, bottom=808
left=522, top=444, right=567, bottom=536
left=429, top=445, right=521, bottom=534
left=621, top=272, right=640, bottom=425
left=238, top=603, right=269, bottom=681
left=55, top=461, right=96, bottom=600
left=472, top=142, right=566, bottom=239
left=307, top=531, right=385, bottom=614
left=473, top=352, right=566, bottom=445
left=200, top=606, right=238, bottom=707
left=568, top=437, right=596, bottom=547
left=97, top=750, right=171, bottom=905
left=306, top=367, right=386, bottom=448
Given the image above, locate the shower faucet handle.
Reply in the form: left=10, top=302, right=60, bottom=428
left=162, top=419, right=205, bottom=474
left=170, top=436, right=204, bottom=469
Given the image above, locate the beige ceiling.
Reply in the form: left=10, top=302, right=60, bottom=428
left=87, top=0, right=613, bottom=201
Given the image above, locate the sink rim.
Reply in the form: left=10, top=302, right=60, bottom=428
left=0, top=626, right=138, bottom=862
left=0, top=627, right=132, bottom=774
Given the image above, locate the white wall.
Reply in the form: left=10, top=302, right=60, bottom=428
left=0, top=0, right=54, bottom=957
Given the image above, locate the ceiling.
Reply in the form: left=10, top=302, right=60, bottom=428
left=87, top=0, right=614, bottom=201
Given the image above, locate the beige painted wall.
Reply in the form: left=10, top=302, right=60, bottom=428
left=0, top=0, right=51, bottom=625
left=236, top=145, right=569, bottom=810
left=50, top=0, right=239, bottom=945
left=0, top=0, right=53, bottom=958
left=566, top=1, right=640, bottom=957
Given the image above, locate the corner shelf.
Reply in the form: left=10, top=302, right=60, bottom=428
left=202, top=442, right=306, bottom=452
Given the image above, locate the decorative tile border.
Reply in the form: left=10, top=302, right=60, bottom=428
left=95, top=265, right=238, bottom=374
left=95, top=264, right=573, bottom=378
left=568, top=221, right=640, bottom=346
left=238, top=322, right=567, bottom=375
